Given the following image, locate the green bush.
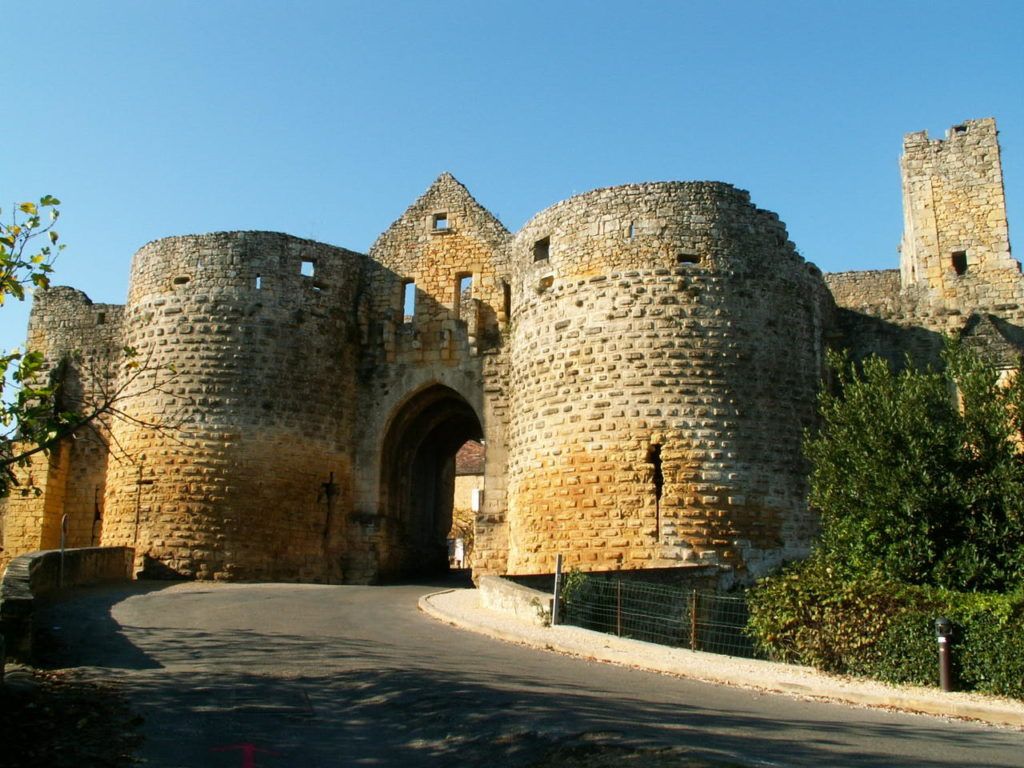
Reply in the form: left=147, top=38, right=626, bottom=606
left=807, top=343, right=1024, bottom=591
left=857, top=612, right=937, bottom=687
left=949, top=589, right=1024, bottom=698
left=746, top=555, right=932, bottom=673
left=747, top=342, right=1024, bottom=698
left=747, top=562, right=1024, bottom=698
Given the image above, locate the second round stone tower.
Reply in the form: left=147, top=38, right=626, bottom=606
left=504, top=182, right=831, bottom=579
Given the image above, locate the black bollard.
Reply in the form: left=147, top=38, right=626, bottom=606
left=935, top=617, right=954, bottom=692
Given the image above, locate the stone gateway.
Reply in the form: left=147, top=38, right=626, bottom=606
left=1, top=119, right=1018, bottom=585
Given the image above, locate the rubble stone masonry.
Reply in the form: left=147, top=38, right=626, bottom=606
left=2, top=119, right=1019, bottom=585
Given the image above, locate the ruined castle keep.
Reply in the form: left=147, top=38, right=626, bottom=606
left=1, top=118, right=1018, bottom=584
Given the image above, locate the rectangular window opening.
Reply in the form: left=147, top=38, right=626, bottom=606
left=627, top=222, right=635, bottom=240
left=533, top=236, right=550, bottom=262
left=951, top=250, right=968, bottom=276
left=96, top=312, right=106, bottom=325
left=432, top=212, right=449, bottom=231
left=454, top=272, right=473, bottom=319
left=502, top=280, right=512, bottom=321
left=301, top=260, right=316, bottom=277
left=402, top=280, right=416, bottom=323
left=255, top=274, right=262, bottom=290
left=677, top=252, right=700, bottom=264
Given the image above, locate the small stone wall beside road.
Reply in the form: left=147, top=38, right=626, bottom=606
left=0, top=546, right=134, bottom=662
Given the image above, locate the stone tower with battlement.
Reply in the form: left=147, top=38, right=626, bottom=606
left=2, top=119, right=1019, bottom=586
left=900, top=118, right=1015, bottom=293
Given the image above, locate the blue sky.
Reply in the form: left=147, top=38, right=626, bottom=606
left=4, top=0, right=1023, bottom=357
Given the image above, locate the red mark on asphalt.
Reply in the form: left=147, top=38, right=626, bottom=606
left=211, top=743, right=281, bottom=768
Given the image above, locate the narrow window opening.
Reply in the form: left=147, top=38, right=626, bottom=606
left=173, top=275, right=190, bottom=285
left=402, top=280, right=416, bottom=323
left=533, top=236, right=550, bottom=262
left=255, top=274, right=262, bottom=290
left=502, top=280, right=512, bottom=321
left=951, top=250, right=968, bottom=276
left=455, top=272, right=473, bottom=319
left=301, top=260, right=316, bottom=277
left=646, top=444, right=664, bottom=539
left=627, top=222, right=635, bottom=240
left=677, top=252, right=700, bottom=264
left=432, top=212, right=449, bottom=231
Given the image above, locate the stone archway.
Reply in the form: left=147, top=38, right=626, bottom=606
left=378, top=385, right=483, bottom=580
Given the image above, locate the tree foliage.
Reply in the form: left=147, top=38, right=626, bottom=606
left=1, top=198, right=185, bottom=498
left=806, top=342, right=1024, bottom=591
left=1, top=197, right=65, bottom=494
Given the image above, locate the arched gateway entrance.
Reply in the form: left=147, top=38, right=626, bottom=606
left=378, top=385, right=483, bottom=580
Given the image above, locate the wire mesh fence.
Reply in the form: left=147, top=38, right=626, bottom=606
left=560, top=576, right=762, bottom=659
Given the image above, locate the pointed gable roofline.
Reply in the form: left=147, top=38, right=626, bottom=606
left=369, top=172, right=510, bottom=259
left=960, top=312, right=1024, bottom=367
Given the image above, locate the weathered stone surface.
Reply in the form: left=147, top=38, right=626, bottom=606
left=2, top=119, right=1019, bottom=586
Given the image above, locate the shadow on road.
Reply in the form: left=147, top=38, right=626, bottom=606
left=34, top=582, right=173, bottom=670
left=27, top=579, right=1024, bottom=768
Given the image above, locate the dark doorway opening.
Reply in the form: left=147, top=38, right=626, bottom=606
left=379, top=385, right=483, bottom=581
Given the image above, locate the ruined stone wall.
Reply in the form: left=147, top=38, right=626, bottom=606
left=825, top=270, right=901, bottom=313
left=828, top=119, right=1021, bottom=370
left=1, top=287, right=124, bottom=567
left=504, top=183, right=830, bottom=579
left=900, top=118, right=1015, bottom=293
left=99, top=232, right=365, bottom=581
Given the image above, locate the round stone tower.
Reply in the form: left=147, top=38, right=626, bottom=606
left=100, top=232, right=365, bottom=581
left=505, top=182, right=830, bottom=579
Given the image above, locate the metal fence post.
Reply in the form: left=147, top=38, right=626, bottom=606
left=59, top=513, right=69, bottom=588
left=551, top=553, right=563, bottom=626
left=690, top=589, right=699, bottom=651
left=616, top=581, right=622, bottom=636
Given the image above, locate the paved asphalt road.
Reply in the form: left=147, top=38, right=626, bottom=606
left=36, top=578, right=1024, bottom=767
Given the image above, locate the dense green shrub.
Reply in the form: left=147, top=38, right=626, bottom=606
left=949, top=589, right=1024, bottom=698
left=747, top=559, right=1024, bottom=698
left=856, top=611, right=938, bottom=687
left=806, top=343, right=1024, bottom=591
left=745, top=555, right=934, bottom=673
left=747, top=343, right=1024, bottom=697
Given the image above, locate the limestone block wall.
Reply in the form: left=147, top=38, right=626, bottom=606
left=825, top=270, right=902, bottom=313
left=99, top=232, right=365, bottom=581
left=900, top=118, right=1015, bottom=293
left=6, top=120, right=1016, bottom=586
left=365, top=173, right=511, bottom=367
left=827, top=269, right=1024, bottom=370
left=1, top=287, right=124, bottom=567
left=352, top=174, right=513, bottom=580
left=826, top=119, right=1021, bottom=370
left=504, top=183, right=830, bottom=578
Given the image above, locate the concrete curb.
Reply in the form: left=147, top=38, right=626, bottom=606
left=418, top=588, right=1024, bottom=730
